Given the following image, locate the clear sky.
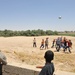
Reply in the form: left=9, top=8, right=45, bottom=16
left=0, top=0, right=75, bottom=31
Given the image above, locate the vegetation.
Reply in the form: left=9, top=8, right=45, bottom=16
left=0, top=29, right=75, bottom=37
left=0, top=29, right=58, bottom=37
left=58, top=31, right=75, bottom=36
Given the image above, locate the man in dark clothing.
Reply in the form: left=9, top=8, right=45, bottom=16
left=51, top=39, right=55, bottom=48
left=63, top=39, right=67, bottom=52
left=39, top=50, right=55, bottom=75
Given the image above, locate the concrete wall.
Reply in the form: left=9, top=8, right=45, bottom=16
left=2, top=65, right=75, bottom=75
left=2, top=65, right=39, bottom=75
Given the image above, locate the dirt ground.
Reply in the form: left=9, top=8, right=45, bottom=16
left=0, top=36, right=75, bottom=73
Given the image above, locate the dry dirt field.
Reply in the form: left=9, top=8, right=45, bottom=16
left=0, top=36, right=75, bottom=73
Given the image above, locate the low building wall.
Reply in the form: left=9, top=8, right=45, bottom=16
left=3, top=65, right=39, bottom=75
left=2, top=65, right=75, bottom=75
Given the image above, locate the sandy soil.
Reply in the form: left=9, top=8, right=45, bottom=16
left=0, top=36, right=75, bottom=73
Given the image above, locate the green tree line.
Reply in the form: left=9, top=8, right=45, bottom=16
left=0, top=29, right=58, bottom=37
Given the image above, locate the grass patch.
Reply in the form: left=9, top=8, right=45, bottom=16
left=54, top=53, right=75, bottom=72
left=14, top=51, right=75, bottom=72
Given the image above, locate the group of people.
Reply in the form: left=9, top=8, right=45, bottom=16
left=51, top=37, right=72, bottom=53
left=33, top=37, right=49, bottom=49
left=0, top=37, right=73, bottom=75
left=37, top=36, right=73, bottom=75
left=38, top=37, right=72, bottom=75
left=40, top=38, right=49, bottom=49
left=33, top=36, right=73, bottom=53
left=33, top=37, right=73, bottom=75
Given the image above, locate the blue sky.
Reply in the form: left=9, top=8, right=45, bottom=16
left=0, top=0, right=75, bottom=31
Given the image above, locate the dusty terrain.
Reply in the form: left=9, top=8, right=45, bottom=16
left=0, top=36, right=75, bottom=73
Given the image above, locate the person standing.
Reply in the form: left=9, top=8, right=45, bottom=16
left=51, top=39, right=56, bottom=48
left=40, top=39, right=44, bottom=49
left=66, top=40, right=72, bottom=53
left=0, top=50, right=7, bottom=75
left=33, top=38, right=37, bottom=47
left=56, top=37, right=61, bottom=52
left=45, top=38, right=49, bottom=49
left=39, top=50, right=55, bottom=75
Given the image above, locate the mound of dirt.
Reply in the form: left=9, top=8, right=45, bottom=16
left=0, top=36, right=75, bottom=73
